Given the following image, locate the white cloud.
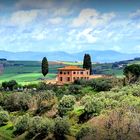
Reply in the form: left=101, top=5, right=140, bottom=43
left=49, top=17, right=63, bottom=24
left=10, top=10, right=39, bottom=26
left=72, top=8, right=115, bottom=27
left=72, top=9, right=98, bottom=27
left=129, top=9, right=140, bottom=18
left=32, top=29, right=48, bottom=40
left=16, top=0, right=73, bottom=17
left=77, top=28, right=98, bottom=43
left=53, top=7, right=73, bottom=16
left=134, top=45, right=140, bottom=52
left=111, top=46, right=121, bottom=52
left=136, top=24, right=140, bottom=29
left=0, top=1, right=140, bottom=54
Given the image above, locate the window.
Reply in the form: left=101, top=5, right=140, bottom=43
left=67, top=77, right=70, bottom=81
left=67, top=72, right=70, bottom=74
left=73, top=72, right=76, bottom=74
left=64, top=72, right=66, bottom=75
left=60, top=77, right=63, bottom=81
left=60, top=71, right=62, bottom=74
left=77, top=72, right=79, bottom=74
left=80, top=71, right=83, bottom=74
left=73, top=77, right=75, bottom=80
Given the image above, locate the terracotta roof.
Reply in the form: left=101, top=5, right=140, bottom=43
left=58, top=66, right=86, bottom=71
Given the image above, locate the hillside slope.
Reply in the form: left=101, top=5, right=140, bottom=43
left=0, top=50, right=140, bottom=62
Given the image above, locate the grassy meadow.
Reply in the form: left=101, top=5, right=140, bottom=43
left=0, top=59, right=140, bottom=84
left=0, top=61, right=63, bottom=84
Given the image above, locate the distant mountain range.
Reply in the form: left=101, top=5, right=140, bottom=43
left=0, top=50, right=140, bottom=63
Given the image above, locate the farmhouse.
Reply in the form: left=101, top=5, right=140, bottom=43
left=57, top=66, right=90, bottom=84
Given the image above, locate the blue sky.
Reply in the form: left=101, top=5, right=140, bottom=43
left=0, top=0, right=140, bottom=53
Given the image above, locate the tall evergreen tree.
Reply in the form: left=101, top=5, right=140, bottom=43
left=41, top=57, right=48, bottom=77
left=83, top=54, right=92, bottom=75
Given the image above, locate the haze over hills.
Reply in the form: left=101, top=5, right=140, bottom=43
left=0, top=50, right=140, bottom=62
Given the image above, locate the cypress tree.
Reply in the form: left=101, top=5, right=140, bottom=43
left=42, top=57, right=48, bottom=77
left=83, top=54, right=87, bottom=69
left=83, top=54, right=92, bottom=75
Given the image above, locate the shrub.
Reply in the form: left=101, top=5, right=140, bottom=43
left=120, top=95, right=140, bottom=110
left=0, top=93, right=4, bottom=105
left=90, top=78, right=113, bottom=91
left=2, top=82, right=8, bottom=90
left=2, top=80, right=18, bottom=91
left=28, top=116, right=53, bottom=139
left=81, top=95, right=104, bottom=116
left=68, top=85, right=82, bottom=95
left=76, top=126, right=95, bottom=140
left=74, top=78, right=115, bottom=91
left=37, top=82, right=48, bottom=91
left=74, top=79, right=87, bottom=86
left=39, top=90, right=56, bottom=101
left=53, top=117, right=70, bottom=139
left=104, top=108, right=140, bottom=140
left=4, top=93, right=31, bottom=111
left=58, top=95, right=76, bottom=116
left=80, top=95, right=92, bottom=106
left=84, top=97, right=103, bottom=116
left=101, top=97, right=119, bottom=109
left=14, top=113, right=30, bottom=135
left=36, top=82, right=58, bottom=91
left=0, top=106, right=3, bottom=111
left=7, top=80, right=18, bottom=90
left=0, top=111, right=9, bottom=126
left=24, top=83, right=38, bottom=89
left=18, top=93, right=32, bottom=111
left=55, top=86, right=69, bottom=99
left=34, top=90, right=56, bottom=115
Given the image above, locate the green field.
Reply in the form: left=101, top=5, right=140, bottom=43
left=61, top=61, right=83, bottom=65
left=0, top=61, right=62, bottom=84
left=0, top=60, right=86, bottom=84
left=0, top=73, right=56, bottom=84
left=1, top=59, right=139, bottom=84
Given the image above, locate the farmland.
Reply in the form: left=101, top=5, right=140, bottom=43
left=0, top=60, right=65, bottom=84
left=0, top=59, right=140, bottom=140
left=0, top=59, right=140, bottom=84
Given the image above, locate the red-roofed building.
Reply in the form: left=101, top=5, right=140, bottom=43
left=57, top=66, right=90, bottom=84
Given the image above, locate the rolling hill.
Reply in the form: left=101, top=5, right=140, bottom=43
left=0, top=50, right=140, bottom=62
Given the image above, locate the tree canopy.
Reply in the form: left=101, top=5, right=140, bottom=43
left=124, top=64, right=140, bottom=83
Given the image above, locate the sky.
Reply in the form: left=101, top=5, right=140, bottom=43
left=0, top=0, right=140, bottom=53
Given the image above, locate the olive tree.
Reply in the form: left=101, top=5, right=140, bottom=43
left=28, top=116, right=53, bottom=139
left=58, top=95, right=76, bottom=116
left=124, top=64, right=140, bottom=83
left=53, top=117, right=70, bottom=139
left=76, top=126, right=95, bottom=140
left=14, top=113, right=30, bottom=135
left=0, top=111, right=9, bottom=126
